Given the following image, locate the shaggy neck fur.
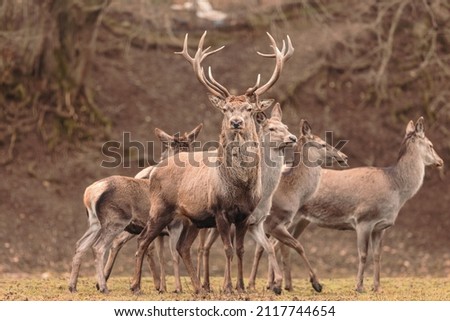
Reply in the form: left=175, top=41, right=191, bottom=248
left=217, top=114, right=262, bottom=209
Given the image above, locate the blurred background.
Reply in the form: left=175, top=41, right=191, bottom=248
left=0, top=0, right=449, bottom=283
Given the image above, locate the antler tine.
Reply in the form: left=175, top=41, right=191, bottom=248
left=175, top=31, right=229, bottom=98
left=245, top=74, right=261, bottom=96
left=207, top=66, right=231, bottom=97
left=175, top=33, right=194, bottom=65
left=253, top=33, right=294, bottom=97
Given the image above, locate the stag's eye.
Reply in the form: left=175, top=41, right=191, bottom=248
left=246, top=106, right=253, bottom=112
left=269, top=127, right=276, bottom=131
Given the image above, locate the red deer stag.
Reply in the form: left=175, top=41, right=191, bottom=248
left=199, top=103, right=297, bottom=293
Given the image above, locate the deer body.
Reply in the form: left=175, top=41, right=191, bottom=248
left=68, top=125, right=202, bottom=293
left=285, top=117, right=443, bottom=292
left=247, top=120, right=348, bottom=291
left=200, top=104, right=297, bottom=293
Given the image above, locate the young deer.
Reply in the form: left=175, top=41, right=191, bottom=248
left=281, top=117, right=443, bottom=292
left=102, top=125, right=202, bottom=294
left=199, top=103, right=297, bottom=293
left=250, top=119, right=348, bottom=291
left=68, top=124, right=203, bottom=293
left=129, top=31, right=294, bottom=295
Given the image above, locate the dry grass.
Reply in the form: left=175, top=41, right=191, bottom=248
left=1, top=276, right=449, bottom=301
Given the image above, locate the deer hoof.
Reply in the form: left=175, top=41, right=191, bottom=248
left=312, top=281, right=323, bottom=293
left=99, top=287, right=109, bottom=294
left=284, top=285, right=293, bottom=291
left=372, top=286, right=382, bottom=293
left=355, top=285, right=365, bottom=293
left=272, top=286, right=282, bottom=295
left=223, top=286, right=233, bottom=295
left=68, top=285, right=77, bottom=293
left=130, top=285, right=141, bottom=295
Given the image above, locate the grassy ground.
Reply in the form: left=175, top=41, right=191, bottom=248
left=1, top=276, right=449, bottom=301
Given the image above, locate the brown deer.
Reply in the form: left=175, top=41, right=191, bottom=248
left=68, top=124, right=203, bottom=293
left=102, top=125, right=203, bottom=294
left=248, top=119, right=347, bottom=291
left=275, top=117, right=443, bottom=292
left=199, top=103, right=297, bottom=293
left=129, top=31, right=294, bottom=295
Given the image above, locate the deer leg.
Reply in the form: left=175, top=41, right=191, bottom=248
left=168, top=223, right=183, bottom=293
left=371, top=229, right=385, bottom=293
left=143, top=241, right=161, bottom=291
left=279, top=243, right=292, bottom=291
left=153, top=235, right=166, bottom=293
left=248, top=243, right=265, bottom=290
left=202, top=228, right=219, bottom=292
left=68, top=220, right=101, bottom=293
left=92, top=226, right=124, bottom=294
left=215, top=211, right=234, bottom=294
left=270, top=225, right=322, bottom=292
left=282, top=218, right=311, bottom=291
left=355, top=225, right=371, bottom=293
left=130, top=207, right=172, bottom=295
left=196, top=229, right=207, bottom=281
left=176, top=223, right=201, bottom=294
left=247, top=222, right=282, bottom=294
left=103, top=231, right=135, bottom=283
left=234, top=220, right=250, bottom=293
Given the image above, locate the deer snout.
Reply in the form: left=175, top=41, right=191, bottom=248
left=338, top=152, right=349, bottom=165
left=230, top=117, right=244, bottom=130
left=435, top=157, right=444, bottom=168
left=288, top=135, right=297, bottom=143
left=281, top=134, right=297, bottom=147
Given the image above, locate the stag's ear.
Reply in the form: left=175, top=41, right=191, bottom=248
left=258, top=99, right=274, bottom=112
left=300, top=119, right=312, bottom=136
left=271, top=103, right=282, bottom=120
left=255, top=112, right=267, bottom=125
left=415, top=116, right=425, bottom=137
left=187, top=123, right=203, bottom=143
left=155, top=128, right=174, bottom=143
left=405, top=120, right=415, bottom=137
left=208, top=94, right=226, bottom=112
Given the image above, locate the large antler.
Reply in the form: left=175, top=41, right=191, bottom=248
left=175, top=31, right=230, bottom=99
left=246, top=32, right=294, bottom=97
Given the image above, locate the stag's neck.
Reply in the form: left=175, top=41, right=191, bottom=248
left=389, top=143, right=425, bottom=202
left=217, top=124, right=262, bottom=205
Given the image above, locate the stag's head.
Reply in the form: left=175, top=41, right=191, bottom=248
left=176, top=31, right=293, bottom=139
left=401, top=117, right=443, bottom=168
left=155, top=123, right=203, bottom=161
